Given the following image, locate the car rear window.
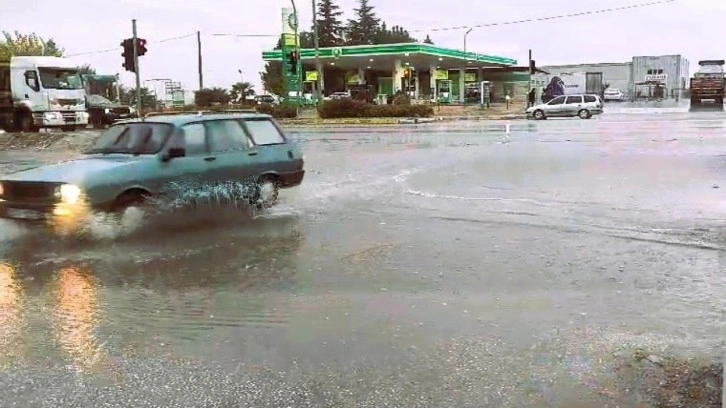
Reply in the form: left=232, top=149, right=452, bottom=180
left=583, top=95, right=597, bottom=103
left=244, top=119, right=286, bottom=145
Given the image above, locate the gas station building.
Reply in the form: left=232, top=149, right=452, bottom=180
left=261, top=42, right=518, bottom=104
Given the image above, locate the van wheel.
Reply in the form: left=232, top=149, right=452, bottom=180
left=578, top=109, right=591, bottom=119
left=253, top=177, right=280, bottom=209
left=533, top=109, right=545, bottom=120
left=14, top=111, right=37, bottom=133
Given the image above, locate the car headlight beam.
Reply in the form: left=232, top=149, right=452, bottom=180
left=57, top=184, right=81, bottom=204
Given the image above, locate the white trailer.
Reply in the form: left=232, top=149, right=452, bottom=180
left=0, top=56, right=89, bottom=132
left=557, top=72, right=588, bottom=95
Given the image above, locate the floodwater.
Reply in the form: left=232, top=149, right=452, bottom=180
left=0, top=111, right=725, bottom=406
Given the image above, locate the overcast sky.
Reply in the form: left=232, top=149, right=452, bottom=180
left=0, top=0, right=715, bottom=93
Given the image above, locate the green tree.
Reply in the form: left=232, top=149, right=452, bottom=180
left=260, top=62, right=285, bottom=97
left=119, top=85, right=158, bottom=109
left=230, top=81, right=255, bottom=102
left=316, top=0, right=344, bottom=47
left=374, top=23, right=417, bottom=44
left=77, top=64, right=96, bottom=75
left=423, top=34, right=434, bottom=44
left=345, top=0, right=380, bottom=45
left=0, top=31, right=64, bottom=59
left=194, top=87, right=231, bottom=107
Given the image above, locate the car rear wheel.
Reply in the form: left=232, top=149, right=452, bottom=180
left=578, top=109, right=591, bottom=119
left=111, top=190, right=149, bottom=213
left=533, top=109, right=545, bottom=120
left=253, top=177, right=280, bottom=209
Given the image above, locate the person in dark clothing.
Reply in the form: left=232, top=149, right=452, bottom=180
left=528, top=88, right=536, bottom=107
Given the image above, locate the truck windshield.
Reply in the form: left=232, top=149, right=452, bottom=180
left=85, top=123, right=173, bottom=155
left=38, top=68, right=83, bottom=90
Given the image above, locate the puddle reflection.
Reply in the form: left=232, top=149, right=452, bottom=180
left=51, top=266, right=106, bottom=372
left=0, top=262, right=24, bottom=364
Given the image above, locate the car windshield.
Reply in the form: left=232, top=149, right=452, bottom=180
left=85, top=123, right=173, bottom=155
left=38, top=67, right=83, bottom=90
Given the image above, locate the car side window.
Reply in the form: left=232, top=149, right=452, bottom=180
left=244, top=119, right=286, bottom=145
left=548, top=96, right=565, bottom=105
left=207, top=120, right=249, bottom=152
left=583, top=95, right=597, bottom=103
left=181, top=123, right=207, bottom=155
left=566, top=95, right=583, bottom=104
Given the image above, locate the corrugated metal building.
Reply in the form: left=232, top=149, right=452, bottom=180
left=542, top=55, right=690, bottom=100
left=541, top=62, right=632, bottom=95
left=631, top=55, right=689, bottom=99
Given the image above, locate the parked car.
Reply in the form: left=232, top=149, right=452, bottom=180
left=254, top=95, right=277, bottom=105
left=0, top=113, right=305, bottom=222
left=526, top=94, right=604, bottom=120
left=603, top=88, right=625, bottom=102
left=86, top=94, right=137, bottom=128
left=324, top=91, right=351, bottom=101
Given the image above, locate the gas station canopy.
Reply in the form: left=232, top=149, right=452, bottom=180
left=261, top=42, right=517, bottom=70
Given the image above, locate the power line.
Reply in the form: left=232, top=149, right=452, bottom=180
left=210, top=33, right=278, bottom=38
left=65, top=33, right=196, bottom=57
left=410, top=0, right=676, bottom=33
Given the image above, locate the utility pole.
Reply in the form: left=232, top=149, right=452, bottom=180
left=290, top=0, right=302, bottom=113
left=132, top=19, right=142, bottom=119
left=311, top=0, right=324, bottom=104
left=197, top=31, right=204, bottom=89
left=528, top=48, right=533, bottom=109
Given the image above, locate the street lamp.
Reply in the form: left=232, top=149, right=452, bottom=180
left=463, top=28, right=473, bottom=52
left=290, top=0, right=302, bottom=113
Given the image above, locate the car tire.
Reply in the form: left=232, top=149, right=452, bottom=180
left=111, top=190, right=149, bottom=213
left=253, top=177, right=280, bottom=209
left=578, top=109, right=591, bottom=119
left=533, top=109, right=545, bottom=120
left=14, top=111, right=37, bottom=133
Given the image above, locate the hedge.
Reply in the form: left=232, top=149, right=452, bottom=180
left=317, top=99, right=434, bottom=119
left=255, top=104, right=298, bottom=118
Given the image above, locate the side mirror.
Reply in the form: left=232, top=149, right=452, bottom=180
left=162, top=147, right=185, bottom=161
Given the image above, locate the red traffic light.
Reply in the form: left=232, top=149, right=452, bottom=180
left=136, top=38, right=147, bottom=56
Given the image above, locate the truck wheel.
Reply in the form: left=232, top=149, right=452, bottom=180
left=14, top=111, right=37, bottom=133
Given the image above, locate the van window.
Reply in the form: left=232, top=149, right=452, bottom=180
left=207, top=120, right=249, bottom=152
left=583, top=95, right=597, bottom=103
left=182, top=123, right=207, bottom=155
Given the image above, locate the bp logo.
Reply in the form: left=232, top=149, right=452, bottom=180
left=287, top=13, right=298, bottom=30
left=331, top=47, right=342, bottom=58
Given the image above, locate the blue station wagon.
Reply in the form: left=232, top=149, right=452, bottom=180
left=0, top=113, right=305, bottom=221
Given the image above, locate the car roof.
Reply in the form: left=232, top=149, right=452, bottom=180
left=119, top=112, right=273, bottom=127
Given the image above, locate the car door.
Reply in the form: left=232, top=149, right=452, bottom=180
left=543, top=95, right=566, bottom=116
left=241, top=118, right=298, bottom=176
left=152, top=122, right=215, bottom=196
left=564, top=95, right=584, bottom=116
left=204, top=119, right=258, bottom=185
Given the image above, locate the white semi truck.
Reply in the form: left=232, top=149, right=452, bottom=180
left=0, top=56, right=89, bottom=132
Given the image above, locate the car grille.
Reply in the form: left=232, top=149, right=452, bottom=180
left=112, top=107, right=130, bottom=115
left=1, top=182, right=56, bottom=200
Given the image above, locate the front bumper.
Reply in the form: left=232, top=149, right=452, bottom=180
left=104, top=111, right=136, bottom=124
left=33, top=111, right=90, bottom=127
left=0, top=198, right=94, bottom=223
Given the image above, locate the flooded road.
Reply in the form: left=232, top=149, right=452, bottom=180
left=0, top=112, right=725, bottom=407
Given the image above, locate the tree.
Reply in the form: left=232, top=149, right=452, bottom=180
left=345, top=0, right=380, bottom=46
left=77, top=64, right=96, bottom=75
left=423, top=34, right=434, bottom=44
left=316, top=0, right=344, bottom=47
left=261, top=31, right=314, bottom=97
left=195, top=87, right=231, bottom=107
left=230, top=81, right=255, bottom=103
left=0, top=31, right=64, bottom=59
left=374, top=23, right=417, bottom=44
left=119, top=86, right=158, bottom=109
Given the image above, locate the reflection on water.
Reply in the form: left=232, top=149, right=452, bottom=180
left=51, top=266, right=105, bottom=372
left=0, top=262, right=23, bottom=364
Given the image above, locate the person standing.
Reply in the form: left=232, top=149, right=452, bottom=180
left=528, top=88, right=536, bottom=107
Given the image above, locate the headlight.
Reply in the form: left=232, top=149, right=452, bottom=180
left=104, top=108, right=110, bottom=114
left=56, top=184, right=81, bottom=204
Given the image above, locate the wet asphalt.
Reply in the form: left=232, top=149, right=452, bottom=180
left=0, top=109, right=725, bottom=407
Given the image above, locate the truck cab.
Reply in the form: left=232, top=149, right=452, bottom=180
left=0, top=56, right=90, bottom=132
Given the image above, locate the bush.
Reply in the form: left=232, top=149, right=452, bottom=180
left=256, top=104, right=298, bottom=118
left=317, top=99, right=434, bottom=119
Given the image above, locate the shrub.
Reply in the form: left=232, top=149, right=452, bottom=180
left=256, top=104, right=298, bottom=118
left=318, top=99, right=434, bottom=119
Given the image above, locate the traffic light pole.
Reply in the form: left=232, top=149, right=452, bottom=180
left=290, top=0, right=301, bottom=114
left=132, top=19, right=142, bottom=119
left=312, top=0, right=324, bottom=104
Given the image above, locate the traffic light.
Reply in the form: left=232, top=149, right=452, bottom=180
left=529, top=59, right=536, bottom=74
left=287, top=50, right=299, bottom=74
left=136, top=38, right=147, bottom=56
left=121, top=38, right=136, bottom=73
